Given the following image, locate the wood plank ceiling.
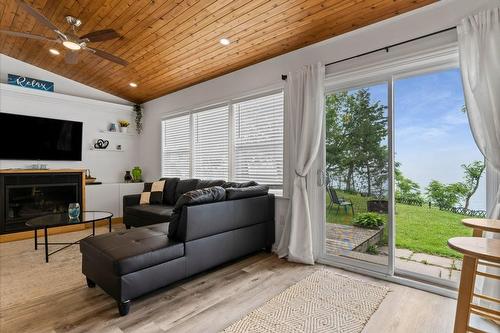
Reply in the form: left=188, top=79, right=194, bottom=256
left=0, top=0, right=436, bottom=103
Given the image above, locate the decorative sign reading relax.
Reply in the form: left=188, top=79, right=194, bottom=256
left=7, top=74, right=54, bottom=92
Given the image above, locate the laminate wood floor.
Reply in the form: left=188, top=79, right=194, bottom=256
left=0, top=226, right=458, bottom=333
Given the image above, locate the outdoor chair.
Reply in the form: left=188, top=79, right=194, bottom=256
left=327, top=186, right=355, bottom=215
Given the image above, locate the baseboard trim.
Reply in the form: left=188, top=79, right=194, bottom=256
left=0, top=217, right=123, bottom=243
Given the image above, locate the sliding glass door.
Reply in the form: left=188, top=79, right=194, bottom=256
left=323, top=81, right=392, bottom=273
left=393, top=68, right=478, bottom=285
left=319, top=49, right=477, bottom=289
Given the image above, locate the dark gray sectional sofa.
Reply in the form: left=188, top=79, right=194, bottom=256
left=80, top=179, right=274, bottom=316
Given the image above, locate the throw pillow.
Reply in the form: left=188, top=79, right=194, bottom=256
left=140, top=180, right=166, bottom=205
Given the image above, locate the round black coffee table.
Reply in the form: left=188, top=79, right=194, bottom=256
left=26, top=211, right=113, bottom=263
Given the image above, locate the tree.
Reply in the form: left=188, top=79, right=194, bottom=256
left=325, top=88, right=387, bottom=196
left=325, top=92, right=357, bottom=191
left=426, top=180, right=467, bottom=209
left=395, top=163, right=422, bottom=201
left=459, top=161, right=485, bottom=210
left=353, top=89, right=388, bottom=196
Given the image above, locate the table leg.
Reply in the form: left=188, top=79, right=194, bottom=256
left=453, top=255, right=477, bottom=333
left=472, top=228, right=482, bottom=237
left=92, top=221, right=95, bottom=236
left=34, top=228, right=38, bottom=250
left=44, top=227, right=49, bottom=263
left=109, top=217, right=112, bottom=232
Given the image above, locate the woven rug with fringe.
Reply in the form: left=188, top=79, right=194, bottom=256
left=223, top=269, right=389, bottom=333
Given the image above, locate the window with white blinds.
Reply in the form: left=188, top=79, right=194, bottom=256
left=161, top=114, right=190, bottom=178
left=160, top=90, right=284, bottom=187
left=233, top=91, right=284, bottom=186
left=193, top=105, right=229, bottom=180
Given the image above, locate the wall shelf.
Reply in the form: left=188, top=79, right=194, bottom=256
left=99, top=130, right=136, bottom=137
left=89, top=147, right=125, bottom=152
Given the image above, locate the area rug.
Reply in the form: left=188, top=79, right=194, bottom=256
left=223, top=269, right=389, bottom=333
left=0, top=227, right=117, bottom=309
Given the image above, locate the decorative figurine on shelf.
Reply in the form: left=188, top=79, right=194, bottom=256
left=124, top=171, right=133, bottom=183
left=109, top=123, right=117, bottom=132
left=118, top=120, right=130, bottom=133
left=132, top=166, right=142, bottom=182
left=94, top=139, right=109, bottom=149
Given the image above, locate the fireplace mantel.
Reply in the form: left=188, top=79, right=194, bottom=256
left=0, top=169, right=86, bottom=174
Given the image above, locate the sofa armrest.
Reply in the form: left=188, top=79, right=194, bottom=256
left=123, top=194, right=141, bottom=208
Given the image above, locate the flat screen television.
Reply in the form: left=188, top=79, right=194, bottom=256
left=0, top=113, right=83, bottom=161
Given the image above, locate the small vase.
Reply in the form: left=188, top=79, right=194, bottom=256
left=131, top=166, right=142, bottom=182
left=124, top=171, right=133, bottom=183
left=68, top=203, right=80, bottom=220
left=120, top=127, right=128, bottom=133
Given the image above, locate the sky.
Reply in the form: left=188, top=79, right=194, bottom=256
left=366, top=68, right=485, bottom=210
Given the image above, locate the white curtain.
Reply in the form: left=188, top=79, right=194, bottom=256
left=277, top=63, right=325, bottom=265
left=458, top=8, right=500, bottom=307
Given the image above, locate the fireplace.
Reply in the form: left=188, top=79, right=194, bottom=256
left=0, top=171, right=83, bottom=233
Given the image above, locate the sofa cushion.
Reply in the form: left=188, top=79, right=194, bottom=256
left=226, top=185, right=269, bottom=200
left=175, top=179, right=200, bottom=202
left=168, top=186, right=226, bottom=238
left=221, top=181, right=258, bottom=189
left=196, top=179, right=226, bottom=189
left=140, top=180, right=165, bottom=205
left=159, top=177, right=180, bottom=205
left=174, top=186, right=226, bottom=212
left=80, top=223, right=184, bottom=275
left=125, top=204, right=174, bottom=221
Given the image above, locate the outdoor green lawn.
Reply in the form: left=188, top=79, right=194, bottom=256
left=327, top=191, right=472, bottom=258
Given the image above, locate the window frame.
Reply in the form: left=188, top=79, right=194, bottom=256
left=160, top=89, right=284, bottom=188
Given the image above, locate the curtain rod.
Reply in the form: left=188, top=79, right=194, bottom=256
left=281, top=26, right=456, bottom=81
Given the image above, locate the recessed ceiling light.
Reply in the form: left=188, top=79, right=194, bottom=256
left=129, top=82, right=138, bottom=88
left=49, top=48, right=60, bottom=55
left=219, top=38, right=230, bottom=46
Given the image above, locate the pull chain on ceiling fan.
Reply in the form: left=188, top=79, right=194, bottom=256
left=0, top=0, right=128, bottom=66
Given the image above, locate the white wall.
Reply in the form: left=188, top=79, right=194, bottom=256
left=139, top=0, right=500, bottom=240
left=0, top=56, right=139, bottom=184
left=0, top=54, right=129, bottom=104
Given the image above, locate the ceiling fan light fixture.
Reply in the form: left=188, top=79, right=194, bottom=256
left=129, top=82, right=138, bottom=88
left=219, top=38, right=230, bottom=46
left=49, top=48, right=60, bottom=55
left=62, top=40, right=81, bottom=50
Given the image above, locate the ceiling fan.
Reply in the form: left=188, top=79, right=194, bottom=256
left=0, top=0, right=128, bottom=66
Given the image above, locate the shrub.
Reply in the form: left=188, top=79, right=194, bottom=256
left=366, top=244, right=380, bottom=255
left=353, top=212, right=384, bottom=229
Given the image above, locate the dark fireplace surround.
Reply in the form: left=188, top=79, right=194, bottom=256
left=0, top=171, right=83, bottom=234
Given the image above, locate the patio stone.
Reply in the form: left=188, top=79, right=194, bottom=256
left=378, top=246, right=389, bottom=256
left=395, top=248, right=413, bottom=259
left=453, top=259, right=463, bottom=271
left=449, top=269, right=461, bottom=282
left=395, top=258, right=443, bottom=278
left=325, top=223, right=380, bottom=255
left=411, top=253, right=454, bottom=268
left=397, top=258, right=454, bottom=280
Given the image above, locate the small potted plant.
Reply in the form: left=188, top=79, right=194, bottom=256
left=118, top=120, right=130, bottom=133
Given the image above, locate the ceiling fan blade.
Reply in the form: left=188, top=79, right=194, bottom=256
left=0, top=30, right=59, bottom=42
left=85, top=47, right=128, bottom=66
left=15, top=0, right=60, bottom=33
left=65, top=51, right=79, bottom=65
left=80, top=29, right=120, bottom=42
